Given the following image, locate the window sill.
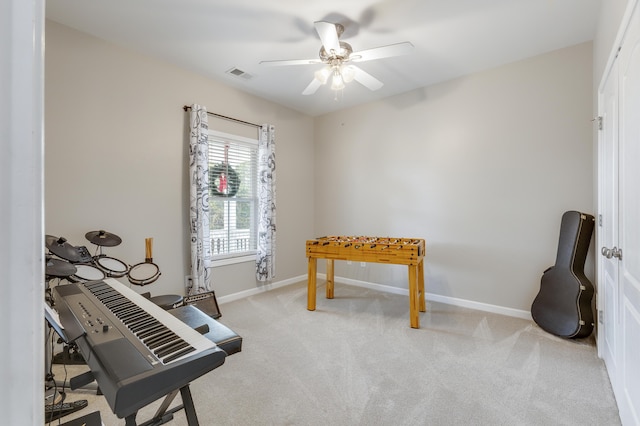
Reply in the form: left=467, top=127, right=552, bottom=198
left=212, top=254, right=255, bottom=267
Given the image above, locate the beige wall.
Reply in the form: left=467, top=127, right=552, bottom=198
left=45, top=21, right=315, bottom=298
left=315, top=42, right=594, bottom=313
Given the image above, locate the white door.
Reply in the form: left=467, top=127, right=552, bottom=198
left=616, top=3, right=640, bottom=423
left=597, top=58, right=620, bottom=389
left=598, top=2, right=640, bottom=424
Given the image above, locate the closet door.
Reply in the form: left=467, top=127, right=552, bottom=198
left=616, top=2, right=640, bottom=423
left=597, top=59, right=619, bottom=389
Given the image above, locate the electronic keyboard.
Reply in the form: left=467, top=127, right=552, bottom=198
left=53, top=278, right=226, bottom=419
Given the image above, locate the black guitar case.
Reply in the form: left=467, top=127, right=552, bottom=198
left=531, top=210, right=595, bottom=338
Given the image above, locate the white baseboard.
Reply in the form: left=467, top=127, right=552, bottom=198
left=216, top=275, right=307, bottom=304
left=218, top=274, right=532, bottom=321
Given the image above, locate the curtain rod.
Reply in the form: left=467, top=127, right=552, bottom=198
left=183, top=105, right=261, bottom=129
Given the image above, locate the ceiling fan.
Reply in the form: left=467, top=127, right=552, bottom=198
left=260, top=21, right=413, bottom=96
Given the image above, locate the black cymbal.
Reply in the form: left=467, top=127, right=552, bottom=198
left=45, top=234, right=82, bottom=262
left=45, top=258, right=77, bottom=277
left=85, top=230, right=122, bottom=247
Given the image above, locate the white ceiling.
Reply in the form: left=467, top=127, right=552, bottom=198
left=46, top=0, right=602, bottom=117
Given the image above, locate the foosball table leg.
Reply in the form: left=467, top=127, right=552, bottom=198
left=326, top=259, right=334, bottom=299
left=408, top=264, right=420, bottom=329
left=418, top=259, right=426, bottom=313
left=307, top=257, right=317, bottom=311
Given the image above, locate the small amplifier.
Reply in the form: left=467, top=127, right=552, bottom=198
left=183, top=291, right=221, bottom=319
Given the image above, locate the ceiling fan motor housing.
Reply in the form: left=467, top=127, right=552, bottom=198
left=319, top=41, right=353, bottom=63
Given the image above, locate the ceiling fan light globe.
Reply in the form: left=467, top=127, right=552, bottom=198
left=331, top=73, right=345, bottom=91
left=342, top=65, right=356, bottom=83
left=314, top=67, right=331, bottom=85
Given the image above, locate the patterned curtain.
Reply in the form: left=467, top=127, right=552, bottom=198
left=188, top=104, right=213, bottom=294
left=256, top=124, right=276, bottom=281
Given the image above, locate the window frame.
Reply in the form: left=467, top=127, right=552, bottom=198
left=208, top=129, right=259, bottom=267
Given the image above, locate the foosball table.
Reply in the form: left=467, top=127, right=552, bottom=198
left=306, top=236, right=426, bottom=328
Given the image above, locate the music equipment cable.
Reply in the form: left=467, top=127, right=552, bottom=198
left=45, top=315, right=87, bottom=424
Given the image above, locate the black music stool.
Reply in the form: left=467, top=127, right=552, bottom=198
left=169, top=305, right=242, bottom=356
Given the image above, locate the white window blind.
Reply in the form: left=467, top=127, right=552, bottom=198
left=208, top=130, right=258, bottom=260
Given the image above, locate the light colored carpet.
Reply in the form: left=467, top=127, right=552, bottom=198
left=51, top=281, right=620, bottom=425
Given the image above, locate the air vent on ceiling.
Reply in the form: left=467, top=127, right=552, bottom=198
left=226, top=67, right=253, bottom=80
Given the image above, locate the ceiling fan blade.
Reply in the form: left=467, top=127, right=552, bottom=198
left=351, top=66, right=384, bottom=91
left=351, top=42, right=414, bottom=62
left=260, top=58, right=322, bottom=67
left=314, top=21, right=341, bottom=54
left=302, top=78, right=323, bottom=95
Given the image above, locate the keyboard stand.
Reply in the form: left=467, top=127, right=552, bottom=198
left=125, top=383, right=199, bottom=426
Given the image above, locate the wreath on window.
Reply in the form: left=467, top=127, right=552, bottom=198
left=209, top=163, right=240, bottom=197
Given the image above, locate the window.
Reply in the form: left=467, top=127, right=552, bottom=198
left=208, top=130, right=258, bottom=264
